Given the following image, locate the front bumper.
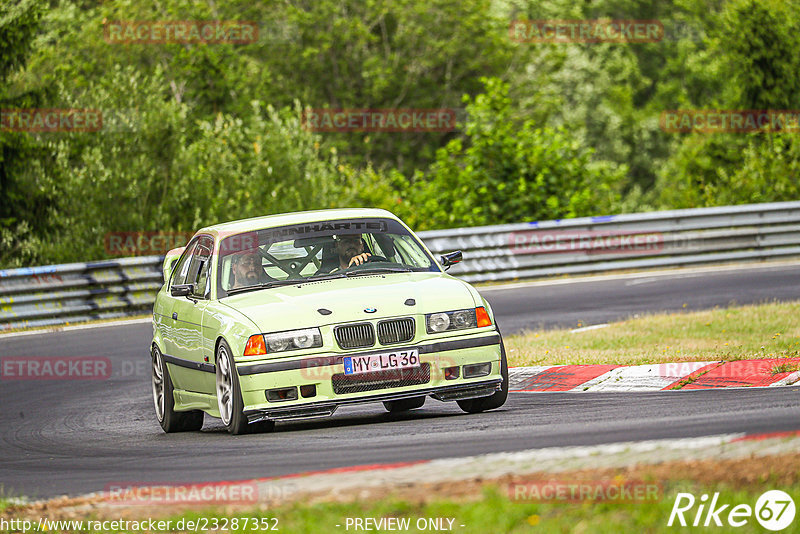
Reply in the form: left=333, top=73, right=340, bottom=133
left=236, top=331, right=502, bottom=421
left=245, top=379, right=502, bottom=423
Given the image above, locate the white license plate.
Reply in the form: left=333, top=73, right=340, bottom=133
left=343, top=349, right=420, bottom=375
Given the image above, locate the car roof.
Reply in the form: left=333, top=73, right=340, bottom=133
left=196, top=208, right=400, bottom=239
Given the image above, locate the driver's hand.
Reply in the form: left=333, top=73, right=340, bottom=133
left=348, top=252, right=371, bottom=267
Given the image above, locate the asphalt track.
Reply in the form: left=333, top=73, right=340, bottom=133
left=1, top=262, right=799, bottom=499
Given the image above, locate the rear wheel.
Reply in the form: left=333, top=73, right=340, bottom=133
left=216, top=340, right=275, bottom=435
left=152, top=345, right=204, bottom=433
left=383, top=396, right=425, bottom=412
left=457, top=336, right=509, bottom=414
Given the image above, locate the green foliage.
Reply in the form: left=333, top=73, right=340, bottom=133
left=686, top=134, right=800, bottom=206
left=724, top=134, right=800, bottom=204
left=501, top=0, right=725, bottom=193
left=653, top=129, right=800, bottom=209
left=267, top=0, right=516, bottom=175
left=2, top=0, right=800, bottom=268
left=0, top=220, right=43, bottom=268
left=0, top=0, right=50, bottom=268
left=719, top=0, right=800, bottom=110
left=25, top=0, right=515, bottom=176
left=18, top=66, right=190, bottom=263
left=17, top=66, right=387, bottom=264
left=402, top=78, right=626, bottom=229
left=0, top=0, right=42, bottom=81
left=173, top=101, right=348, bottom=227
left=652, top=0, right=800, bottom=209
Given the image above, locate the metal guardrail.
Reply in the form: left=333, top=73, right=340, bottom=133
left=2, top=201, right=800, bottom=331
left=432, top=201, right=800, bottom=282
left=0, top=257, right=163, bottom=331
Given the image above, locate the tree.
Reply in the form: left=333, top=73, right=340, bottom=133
left=720, top=0, right=800, bottom=110
left=402, top=78, right=627, bottom=229
left=652, top=0, right=800, bottom=208
left=0, top=0, right=49, bottom=267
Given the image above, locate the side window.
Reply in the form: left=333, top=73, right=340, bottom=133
left=370, top=233, right=398, bottom=261
left=194, top=259, right=212, bottom=298
left=188, top=236, right=214, bottom=298
left=393, top=235, right=431, bottom=268
left=170, top=241, right=198, bottom=287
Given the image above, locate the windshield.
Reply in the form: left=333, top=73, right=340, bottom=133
left=216, top=217, right=439, bottom=297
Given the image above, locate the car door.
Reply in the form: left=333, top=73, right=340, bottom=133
left=167, top=235, right=214, bottom=394
left=156, top=239, right=197, bottom=361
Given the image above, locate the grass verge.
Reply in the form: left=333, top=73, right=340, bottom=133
left=0, top=487, right=16, bottom=514
left=505, top=300, right=800, bottom=367
left=168, top=484, right=799, bottom=534
left=4, top=453, right=799, bottom=533
left=7, top=467, right=798, bottom=533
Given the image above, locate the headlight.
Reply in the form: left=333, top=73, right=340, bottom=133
left=427, top=312, right=451, bottom=332
left=264, top=328, right=323, bottom=353
left=426, top=308, right=487, bottom=333
left=451, top=309, right=474, bottom=329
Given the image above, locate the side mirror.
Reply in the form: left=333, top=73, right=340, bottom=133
left=163, top=246, right=186, bottom=283
left=440, top=250, right=463, bottom=271
left=170, top=284, right=193, bottom=297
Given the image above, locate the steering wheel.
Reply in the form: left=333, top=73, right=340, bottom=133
left=365, top=255, right=389, bottom=263
left=330, top=255, right=390, bottom=273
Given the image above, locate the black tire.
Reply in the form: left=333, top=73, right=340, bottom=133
left=216, top=340, right=275, bottom=435
left=152, top=345, right=204, bottom=433
left=383, top=396, right=426, bottom=412
left=457, top=335, right=509, bottom=414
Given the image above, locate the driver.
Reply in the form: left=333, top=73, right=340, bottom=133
left=231, top=248, right=268, bottom=288
left=334, top=234, right=371, bottom=269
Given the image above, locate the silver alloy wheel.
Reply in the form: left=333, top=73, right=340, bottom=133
left=216, top=345, right=233, bottom=426
left=152, top=348, right=165, bottom=422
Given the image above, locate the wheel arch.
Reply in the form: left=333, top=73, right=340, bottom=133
left=214, top=335, right=229, bottom=363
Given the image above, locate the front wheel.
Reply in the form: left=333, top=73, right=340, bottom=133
left=216, top=340, right=275, bottom=435
left=457, top=336, right=509, bottom=414
left=152, top=345, right=204, bottom=433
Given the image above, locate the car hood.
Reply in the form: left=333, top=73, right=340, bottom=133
left=220, top=272, right=476, bottom=333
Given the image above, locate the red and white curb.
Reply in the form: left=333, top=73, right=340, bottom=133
left=508, top=358, right=800, bottom=392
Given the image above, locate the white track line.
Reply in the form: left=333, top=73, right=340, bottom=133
left=479, top=259, right=800, bottom=292
left=569, top=323, right=609, bottom=333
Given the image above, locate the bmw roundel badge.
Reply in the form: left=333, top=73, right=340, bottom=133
left=364, top=307, right=377, bottom=313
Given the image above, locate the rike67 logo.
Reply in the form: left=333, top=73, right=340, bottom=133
left=668, top=490, right=796, bottom=531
